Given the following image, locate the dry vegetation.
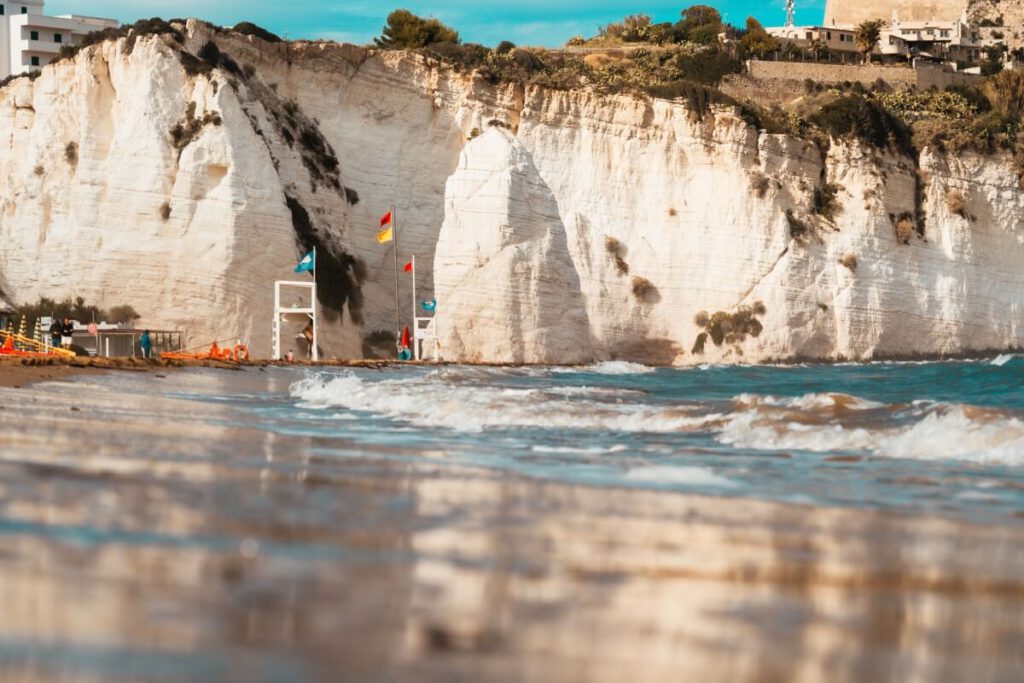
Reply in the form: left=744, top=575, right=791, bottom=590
left=631, top=276, right=660, bottom=303
left=750, top=172, right=770, bottom=198
left=604, top=236, right=630, bottom=276
left=691, top=302, right=766, bottom=354
left=945, top=188, right=973, bottom=220
left=892, top=213, right=917, bottom=245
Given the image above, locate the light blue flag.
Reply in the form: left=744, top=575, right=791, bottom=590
left=295, top=250, right=315, bottom=273
left=420, top=299, right=437, bottom=312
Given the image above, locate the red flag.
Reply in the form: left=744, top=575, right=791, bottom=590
left=403, top=261, right=413, bottom=273
left=401, top=326, right=411, bottom=348
left=379, top=211, right=392, bottom=228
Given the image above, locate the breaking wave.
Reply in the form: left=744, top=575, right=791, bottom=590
left=290, top=373, right=1024, bottom=466
left=555, top=361, right=655, bottom=376
left=719, top=394, right=1024, bottom=466
left=291, top=372, right=714, bottom=433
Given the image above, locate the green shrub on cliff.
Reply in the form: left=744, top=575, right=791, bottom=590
left=810, top=94, right=914, bottom=156
left=232, top=22, right=281, bottom=43
left=374, top=10, right=459, bottom=49
left=596, top=14, right=656, bottom=44
left=53, top=17, right=183, bottom=65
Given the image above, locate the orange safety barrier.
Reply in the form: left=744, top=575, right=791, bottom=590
left=160, top=339, right=250, bottom=362
left=0, top=330, right=76, bottom=358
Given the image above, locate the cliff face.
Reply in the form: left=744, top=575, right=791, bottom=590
left=1, top=20, right=1023, bottom=363
left=824, top=0, right=968, bottom=25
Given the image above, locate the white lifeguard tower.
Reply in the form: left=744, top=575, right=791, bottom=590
left=414, top=315, right=439, bottom=361
left=273, top=280, right=318, bottom=361
left=408, top=255, right=439, bottom=362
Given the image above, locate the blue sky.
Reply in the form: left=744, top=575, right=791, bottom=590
left=48, top=1, right=827, bottom=47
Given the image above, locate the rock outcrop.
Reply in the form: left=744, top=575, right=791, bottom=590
left=434, top=129, right=590, bottom=363
left=1, top=19, right=1023, bottom=364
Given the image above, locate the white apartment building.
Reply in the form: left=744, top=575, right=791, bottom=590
left=768, top=12, right=988, bottom=66
left=0, top=0, right=118, bottom=80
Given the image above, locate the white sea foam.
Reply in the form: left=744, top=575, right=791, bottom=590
left=556, top=361, right=655, bottom=376
left=991, top=354, right=1017, bottom=367
left=733, top=392, right=885, bottom=412
left=291, top=372, right=715, bottom=434
left=719, top=397, right=1024, bottom=466
left=291, top=373, right=1024, bottom=465
left=625, top=466, right=738, bottom=488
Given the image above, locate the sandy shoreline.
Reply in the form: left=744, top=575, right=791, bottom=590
left=0, top=356, right=394, bottom=388
left=2, top=353, right=1022, bottom=681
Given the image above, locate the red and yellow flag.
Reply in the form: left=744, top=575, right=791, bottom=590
left=377, top=211, right=393, bottom=244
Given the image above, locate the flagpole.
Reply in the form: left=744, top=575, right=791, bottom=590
left=392, top=204, right=401, bottom=354
left=311, top=246, right=318, bottom=362
left=411, top=254, right=418, bottom=361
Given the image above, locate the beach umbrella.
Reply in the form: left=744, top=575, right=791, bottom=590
left=33, top=318, right=42, bottom=343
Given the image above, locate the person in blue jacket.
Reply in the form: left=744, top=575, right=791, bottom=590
left=139, top=330, right=152, bottom=359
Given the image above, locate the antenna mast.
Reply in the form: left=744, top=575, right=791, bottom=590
left=785, top=0, right=796, bottom=27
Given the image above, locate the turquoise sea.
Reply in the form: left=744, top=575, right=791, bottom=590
left=1, top=359, right=1022, bottom=681
left=279, top=358, right=1024, bottom=523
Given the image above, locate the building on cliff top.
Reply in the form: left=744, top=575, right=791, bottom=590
left=769, top=13, right=986, bottom=66
left=0, top=1, right=117, bottom=80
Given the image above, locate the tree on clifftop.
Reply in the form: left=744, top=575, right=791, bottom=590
left=854, top=19, right=883, bottom=65
left=740, top=17, right=780, bottom=59
left=676, top=5, right=723, bottom=45
left=373, top=10, right=459, bottom=50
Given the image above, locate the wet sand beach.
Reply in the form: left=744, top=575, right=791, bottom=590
left=0, top=356, right=392, bottom=389
left=0, top=365, right=1022, bottom=682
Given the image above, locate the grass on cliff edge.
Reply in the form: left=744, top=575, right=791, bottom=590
left=9, top=12, right=1021, bottom=170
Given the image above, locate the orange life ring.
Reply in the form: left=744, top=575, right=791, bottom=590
left=233, top=344, right=250, bottom=362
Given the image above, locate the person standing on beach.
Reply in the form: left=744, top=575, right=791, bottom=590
left=60, top=318, right=75, bottom=349
left=139, top=330, right=152, bottom=359
left=48, top=318, right=62, bottom=350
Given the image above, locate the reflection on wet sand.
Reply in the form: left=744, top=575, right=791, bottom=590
left=0, top=372, right=1021, bottom=682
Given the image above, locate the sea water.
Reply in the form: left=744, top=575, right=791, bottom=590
left=270, top=358, right=1024, bottom=523
left=2, top=358, right=1023, bottom=681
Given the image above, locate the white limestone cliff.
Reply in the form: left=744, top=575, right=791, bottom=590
left=433, top=128, right=590, bottom=363
left=1, top=20, right=1023, bottom=364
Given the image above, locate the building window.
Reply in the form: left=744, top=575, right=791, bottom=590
left=22, top=6, right=27, bottom=13
left=826, top=31, right=832, bottom=40
left=30, top=30, right=38, bottom=41
left=54, top=33, right=62, bottom=43
left=31, top=56, right=39, bottom=66
left=0, top=7, right=5, bottom=16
